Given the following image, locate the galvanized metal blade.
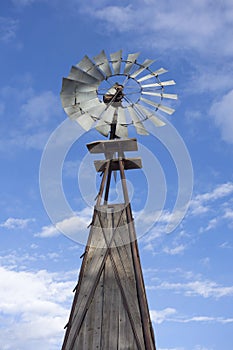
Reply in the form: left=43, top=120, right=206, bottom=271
left=68, top=66, right=99, bottom=84
left=95, top=121, right=111, bottom=137
left=76, top=113, right=95, bottom=131
left=130, top=59, right=155, bottom=79
left=86, top=103, right=106, bottom=120
left=137, top=68, right=168, bottom=82
left=141, top=97, right=175, bottom=115
left=76, top=55, right=105, bottom=81
left=64, top=105, right=82, bottom=118
left=124, top=53, right=140, bottom=75
left=115, top=107, right=128, bottom=138
left=110, top=50, right=122, bottom=75
left=136, top=104, right=166, bottom=127
left=141, top=91, right=178, bottom=100
left=74, top=91, right=97, bottom=103
left=78, top=98, right=101, bottom=111
left=93, top=50, right=112, bottom=77
left=61, top=78, right=98, bottom=93
left=127, top=106, right=149, bottom=135
left=99, top=105, right=115, bottom=124
left=141, top=80, right=176, bottom=88
left=61, top=95, right=75, bottom=108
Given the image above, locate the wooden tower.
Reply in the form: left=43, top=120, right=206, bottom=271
left=59, top=49, right=177, bottom=350
left=61, top=138, right=156, bottom=349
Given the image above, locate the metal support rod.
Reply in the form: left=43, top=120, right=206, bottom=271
left=118, top=159, right=156, bottom=350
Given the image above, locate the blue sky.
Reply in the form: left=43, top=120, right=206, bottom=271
left=0, top=0, right=233, bottom=349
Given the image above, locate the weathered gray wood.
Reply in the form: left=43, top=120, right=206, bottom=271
left=94, top=158, right=142, bottom=172
left=86, top=138, right=138, bottom=155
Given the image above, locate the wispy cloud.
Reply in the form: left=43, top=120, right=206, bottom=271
left=80, top=0, right=233, bottom=57
left=0, top=217, right=35, bottom=229
left=150, top=307, right=233, bottom=325
left=0, top=17, right=18, bottom=43
left=149, top=278, right=233, bottom=299
left=209, top=89, right=233, bottom=144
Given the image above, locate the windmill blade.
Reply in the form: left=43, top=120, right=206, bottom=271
left=95, top=120, right=111, bottom=137
left=99, top=105, right=115, bottom=124
left=115, top=107, right=128, bottom=138
left=76, top=113, right=95, bottom=131
left=141, top=91, right=178, bottom=100
left=68, top=66, right=99, bottom=84
left=74, top=91, right=97, bottom=104
left=61, top=95, right=76, bottom=108
left=137, top=68, right=168, bottom=82
left=76, top=55, right=105, bottom=81
left=77, top=97, right=101, bottom=111
left=130, top=59, right=155, bottom=79
left=141, top=80, right=176, bottom=88
left=87, top=103, right=106, bottom=120
left=110, top=50, right=122, bottom=75
left=141, top=97, right=175, bottom=115
left=124, top=53, right=140, bottom=75
left=127, top=106, right=149, bottom=135
left=136, top=104, right=166, bottom=127
left=64, top=107, right=83, bottom=120
left=93, top=50, right=112, bottom=77
left=61, top=78, right=98, bottom=93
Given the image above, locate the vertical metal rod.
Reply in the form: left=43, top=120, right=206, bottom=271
left=118, top=159, right=156, bottom=350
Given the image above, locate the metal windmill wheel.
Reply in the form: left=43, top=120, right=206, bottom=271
left=60, top=49, right=177, bottom=139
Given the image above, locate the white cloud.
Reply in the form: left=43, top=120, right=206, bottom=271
left=35, top=207, right=92, bottom=239
left=0, top=217, right=35, bottom=229
left=163, top=244, right=186, bottom=255
left=0, top=17, right=18, bottom=42
left=190, top=182, right=233, bottom=215
left=150, top=307, right=233, bottom=326
left=81, top=0, right=233, bottom=57
left=20, top=91, right=62, bottom=128
left=209, top=90, right=233, bottom=144
left=0, top=266, right=75, bottom=350
left=150, top=278, right=233, bottom=299
left=150, top=308, right=177, bottom=324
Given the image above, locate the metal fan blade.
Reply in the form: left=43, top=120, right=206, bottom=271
left=124, top=52, right=140, bottom=75
left=61, top=95, right=75, bottom=108
left=74, top=91, right=97, bottom=104
left=115, top=107, right=128, bottom=138
left=76, top=55, right=105, bottom=81
left=95, top=121, right=111, bottom=137
left=99, top=105, right=115, bottom=124
left=93, top=50, right=112, bottom=77
left=110, top=50, right=122, bottom=75
left=61, top=78, right=98, bottom=94
left=76, top=113, right=94, bottom=131
left=141, top=97, right=175, bottom=115
left=64, top=105, right=81, bottom=117
left=127, top=106, right=149, bottom=135
left=136, top=104, right=166, bottom=127
left=68, top=66, right=99, bottom=84
left=137, top=68, right=168, bottom=82
left=142, top=91, right=178, bottom=100
left=141, top=80, right=176, bottom=88
left=78, top=98, right=101, bottom=111
left=130, top=59, right=155, bottom=79
left=86, top=103, right=106, bottom=120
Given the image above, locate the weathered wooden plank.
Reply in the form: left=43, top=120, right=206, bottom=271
left=86, top=138, right=138, bottom=154
left=94, top=158, right=142, bottom=172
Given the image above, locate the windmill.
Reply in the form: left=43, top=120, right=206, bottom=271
left=60, top=50, right=177, bottom=350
